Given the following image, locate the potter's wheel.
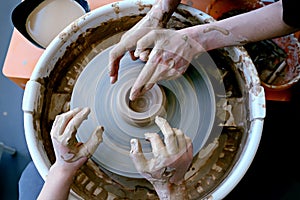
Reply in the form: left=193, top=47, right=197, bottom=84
left=71, top=45, right=217, bottom=178
left=22, top=2, right=265, bottom=199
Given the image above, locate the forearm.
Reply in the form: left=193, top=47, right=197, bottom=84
left=152, top=181, right=188, bottom=200
left=184, top=1, right=298, bottom=52
left=154, top=0, right=181, bottom=12
left=150, top=0, right=181, bottom=26
left=37, top=164, right=75, bottom=200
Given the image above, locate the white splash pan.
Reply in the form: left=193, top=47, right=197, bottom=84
left=22, top=0, right=266, bottom=199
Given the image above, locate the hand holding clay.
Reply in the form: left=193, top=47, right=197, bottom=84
left=129, top=29, right=204, bottom=101
left=51, top=107, right=103, bottom=163
left=130, top=116, right=193, bottom=199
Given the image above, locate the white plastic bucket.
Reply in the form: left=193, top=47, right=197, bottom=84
left=22, top=1, right=265, bottom=199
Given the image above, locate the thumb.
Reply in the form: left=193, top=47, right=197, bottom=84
left=73, top=156, right=88, bottom=170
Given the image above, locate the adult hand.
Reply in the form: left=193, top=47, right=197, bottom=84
left=108, top=10, right=163, bottom=84
left=109, top=0, right=181, bottom=84
left=130, top=116, right=193, bottom=199
left=129, top=29, right=204, bottom=100
left=51, top=107, right=103, bottom=169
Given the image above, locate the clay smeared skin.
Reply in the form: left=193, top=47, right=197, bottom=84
left=51, top=107, right=103, bottom=162
left=130, top=116, right=192, bottom=200
left=108, top=0, right=181, bottom=86
left=203, top=25, right=230, bottom=35
left=202, top=25, right=249, bottom=46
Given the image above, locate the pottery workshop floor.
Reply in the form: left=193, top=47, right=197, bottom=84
left=1, top=1, right=300, bottom=199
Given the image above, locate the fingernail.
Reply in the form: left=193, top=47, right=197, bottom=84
left=134, top=49, right=140, bottom=57
left=129, top=90, right=139, bottom=101
left=83, top=107, right=90, bottom=112
left=144, top=133, right=155, bottom=141
left=130, top=139, right=138, bottom=152
left=110, top=76, right=116, bottom=84
left=139, top=51, right=149, bottom=61
left=129, top=93, right=135, bottom=101
left=82, top=107, right=91, bottom=115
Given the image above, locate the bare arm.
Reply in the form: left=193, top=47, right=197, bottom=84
left=129, top=0, right=299, bottom=100
left=187, top=0, right=298, bottom=51
left=37, top=163, right=82, bottom=200
left=38, top=108, right=103, bottom=200
left=153, top=0, right=181, bottom=25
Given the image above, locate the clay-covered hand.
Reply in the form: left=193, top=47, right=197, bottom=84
left=51, top=107, right=104, bottom=164
left=129, top=29, right=204, bottom=100
left=130, top=116, right=193, bottom=199
left=109, top=0, right=181, bottom=84
left=108, top=9, right=164, bottom=84
left=37, top=107, right=103, bottom=200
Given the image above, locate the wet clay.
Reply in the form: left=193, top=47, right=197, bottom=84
left=38, top=11, right=248, bottom=200
left=203, top=25, right=230, bottom=35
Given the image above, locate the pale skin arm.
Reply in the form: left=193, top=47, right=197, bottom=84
left=130, top=116, right=193, bottom=200
left=37, top=163, right=84, bottom=200
left=190, top=0, right=298, bottom=51
left=128, top=0, right=300, bottom=100
left=38, top=107, right=103, bottom=200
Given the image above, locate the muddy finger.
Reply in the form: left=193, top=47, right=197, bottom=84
left=144, top=132, right=166, bottom=157
left=173, top=128, right=187, bottom=151
left=155, top=116, right=178, bottom=155
left=61, top=107, right=91, bottom=146
left=129, top=58, right=158, bottom=100
left=51, top=107, right=83, bottom=139
left=130, top=138, right=147, bottom=171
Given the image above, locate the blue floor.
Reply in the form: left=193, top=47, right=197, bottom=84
left=0, top=1, right=31, bottom=200
left=1, top=1, right=300, bottom=200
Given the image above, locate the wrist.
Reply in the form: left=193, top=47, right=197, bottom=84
left=152, top=181, right=188, bottom=200
left=149, top=0, right=180, bottom=27
left=154, top=0, right=181, bottom=13
left=38, top=163, right=76, bottom=200
left=49, top=163, right=76, bottom=183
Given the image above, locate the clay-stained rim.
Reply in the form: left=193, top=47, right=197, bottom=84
left=22, top=0, right=266, bottom=199
left=211, top=46, right=266, bottom=199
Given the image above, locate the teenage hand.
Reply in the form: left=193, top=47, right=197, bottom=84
left=129, top=116, right=193, bottom=185
left=50, top=107, right=103, bottom=170
left=129, top=29, right=204, bottom=100
left=38, top=108, right=103, bottom=200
